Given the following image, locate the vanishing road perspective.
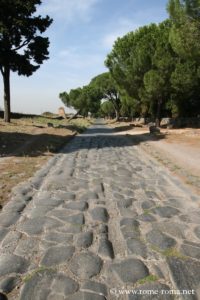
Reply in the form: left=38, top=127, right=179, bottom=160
left=0, top=119, right=200, bottom=300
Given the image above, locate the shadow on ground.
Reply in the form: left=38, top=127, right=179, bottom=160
left=0, top=126, right=165, bottom=157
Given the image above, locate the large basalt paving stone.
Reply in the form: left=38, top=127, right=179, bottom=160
left=82, top=280, right=107, bottom=296
left=0, top=213, right=20, bottom=228
left=90, top=207, right=109, bottom=223
left=120, top=218, right=139, bottom=227
left=194, top=226, right=200, bottom=239
left=64, top=201, right=88, bottom=212
left=0, top=227, right=8, bottom=242
left=67, top=292, right=106, bottom=300
left=20, top=269, right=56, bottom=300
left=41, top=245, right=75, bottom=267
left=58, top=224, right=82, bottom=234
left=167, top=257, right=200, bottom=299
left=34, top=195, right=63, bottom=207
left=152, top=222, right=186, bottom=239
left=79, top=191, right=99, bottom=201
left=29, top=206, right=55, bottom=218
left=137, top=214, right=157, bottom=222
left=18, top=217, right=45, bottom=235
left=44, top=217, right=63, bottom=230
left=48, top=210, right=72, bottom=221
left=180, top=241, right=200, bottom=259
left=98, top=239, right=114, bottom=259
left=110, top=258, right=149, bottom=284
left=151, top=206, right=180, bottom=218
left=121, top=224, right=140, bottom=240
left=65, top=213, right=85, bottom=225
left=70, top=252, right=103, bottom=279
left=145, top=191, right=159, bottom=199
left=141, top=200, right=156, bottom=210
left=146, top=229, right=176, bottom=250
left=43, top=232, right=73, bottom=244
left=76, top=231, right=93, bottom=248
left=0, top=254, right=29, bottom=276
left=117, top=199, right=133, bottom=209
left=0, top=293, right=8, bottom=300
left=52, top=273, right=79, bottom=295
left=0, top=276, right=20, bottom=293
left=15, top=238, right=39, bottom=257
left=128, top=283, right=173, bottom=300
left=3, top=201, right=26, bottom=213
left=55, top=191, right=76, bottom=201
left=127, top=239, right=147, bottom=258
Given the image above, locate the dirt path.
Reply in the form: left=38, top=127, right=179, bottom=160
left=113, top=126, right=200, bottom=194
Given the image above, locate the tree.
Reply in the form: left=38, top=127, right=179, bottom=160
left=90, top=72, right=121, bottom=120
left=167, top=0, right=200, bottom=116
left=100, top=100, right=115, bottom=118
left=0, top=0, right=52, bottom=122
left=143, top=21, right=176, bottom=125
left=59, top=85, right=102, bottom=117
left=105, top=24, right=159, bottom=118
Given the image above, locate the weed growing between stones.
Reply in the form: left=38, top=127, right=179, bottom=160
left=23, top=266, right=56, bottom=282
left=151, top=246, right=187, bottom=259
left=137, top=274, right=159, bottom=285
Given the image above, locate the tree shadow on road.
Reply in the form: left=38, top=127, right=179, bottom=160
left=0, top=126, right=165, bottom=158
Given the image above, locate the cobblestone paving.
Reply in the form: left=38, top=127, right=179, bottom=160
left=0, top=119, right=200, bottom=300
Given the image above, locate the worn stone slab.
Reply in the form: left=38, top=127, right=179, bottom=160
left=0, top=276, right=20, bottom=293
left=146, top=229, right=176, bottom=250
left=180, top=242, right=200, bottom=259
left=80, top=191, right=99, bottom=201
left=167, top=257, right=200, bottom=299
left=81, top=280, right=107, bottom=296
left=15, top=237, right=39, bottom=257
left=70, top=252, right=103, bottom=279
left=120, top=218, right=139, bottom=227
left=110, top=258, right=149, bottom=284
left=63, top=201, right=88, bottom=211
left=0, top=254, right=29, bottom=277
left=43, top=232, right=73, bottom=244
left=18, top=217, right=45, bottom=235
left=20, top=270, right=56, bottom=300
left=152, top=222, right=186, bottom=239
left=128, top=283, right=173, bottom=300
left=76, top=231, right=93, bottom=248
left=194, top=226, right=200, bottom=239
left=41, top=245, right=75, bottom=267
left=52, top=273, right=79, bottom=295
left=117, top=199, right=133, bottom=209
left=90, top=207, right=109, bottom=223
left=151, top=206, right=180, bottom=218
left=141, top=200, right=156, bottom=210
left=58, top=224, right=82, bottom=234
left=0, top=227, right=8, bottom=243
left=127, top=239, right=147, bottom=258
left=67, top=292, right=106, bottom=300
left=0, top=293, right=8, bottom=300
left=0, top=213, right=20, bottom=228
left=98, top=239, right=114, bottom=259
left=137, top=214, right=157, bottom=222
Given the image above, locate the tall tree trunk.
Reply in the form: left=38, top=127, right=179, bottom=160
left=115, top=109, right=120, bottom=121
left=155, top=99, right=162, bottom=127
left=3, top=66, right=11, bottom=123
left=68, top=109, right=80, bottom=121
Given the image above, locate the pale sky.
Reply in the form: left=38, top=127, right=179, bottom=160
left=0, top=0, right=168, bottom=115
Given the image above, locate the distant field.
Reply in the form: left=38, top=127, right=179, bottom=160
left=0, top=113, right=91, bottom=207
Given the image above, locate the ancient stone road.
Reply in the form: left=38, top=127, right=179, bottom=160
left=0, top=120, right=200, bottom=300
